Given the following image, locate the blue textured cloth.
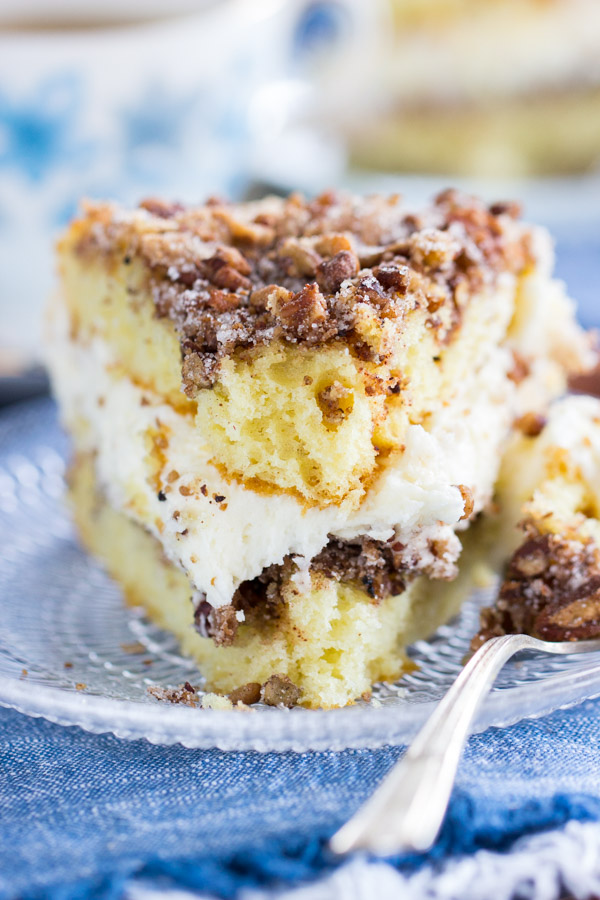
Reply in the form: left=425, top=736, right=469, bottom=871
left=553, top=226, right=600, bottom=331
left=2, top=698, right=600, bottom=900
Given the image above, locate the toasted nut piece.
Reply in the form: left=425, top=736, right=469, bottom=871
left=278, top=237, right=322, bottom=277
left=316, top=250, right=359, bottom=293
left=268, top=283, right=327, bottom=338
left=228, top=682, right=262, bottom=706
left=408, top=227, right=461, bottom=270
left=261, top=674, right=301, bottom=708
left=315, top=232, right=354, bottom=257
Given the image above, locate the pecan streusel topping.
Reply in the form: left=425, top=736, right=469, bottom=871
left=472, top=522, right=600, bottom=650
left=73, top=190, right=532, bottom=394
left=192, top=531, right=460, bottom=648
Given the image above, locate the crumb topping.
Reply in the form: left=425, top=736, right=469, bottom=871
left=191, top=531, right=459, bottom=648
left=473, top=522, right=600, bottom=649
left=192, top=561, right=289, bottom=646
left=227, top=682, right=262, bottom=706
left=312, top=537, right=408, bottom=601
left=147, top=681, right=199, bottom=706
left=72, top=189, right=532, bottom=394
left=261, top=674, right=301, bottom=708
left=146, top=677, right=298, bottom=708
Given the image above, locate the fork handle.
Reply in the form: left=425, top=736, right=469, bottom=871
left=330, top=632, right=540, bottom=856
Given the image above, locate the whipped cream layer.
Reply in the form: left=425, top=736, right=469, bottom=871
left=49, top=309, right=516, bottom=608
left=517, top=395, right=600, bottom=499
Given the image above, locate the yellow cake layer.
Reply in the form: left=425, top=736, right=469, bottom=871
left=495, top=396, right=600, bottom=553
left=58, top=237, right=510, bottom=507
left=472, top=395, right=600, bottom=646
left=69, top=452, right=483, bottom=709
left=57, top=194, right=588, bottom=508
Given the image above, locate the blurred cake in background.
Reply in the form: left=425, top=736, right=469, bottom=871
left=347, top=0, right=600, bottom=177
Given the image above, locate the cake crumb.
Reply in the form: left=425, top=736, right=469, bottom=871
left=228, top=682, right=262, bottom=706
left=147, top=681, right=199, bottom=707
left=457, top=484, right=474, bottom=520
left=201, top=692, right=234, bottom=710
left=261, top=674, right=301, bottom=708
left=120, top=641, right=146, bottom=655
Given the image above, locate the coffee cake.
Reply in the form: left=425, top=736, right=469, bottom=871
left=47, top=189, right=592, bottom=707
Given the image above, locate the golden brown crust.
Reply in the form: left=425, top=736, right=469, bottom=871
left=67, top=189, right=533, bottom=395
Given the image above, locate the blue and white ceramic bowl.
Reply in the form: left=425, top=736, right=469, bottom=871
left=0, top=0, right=383, bottom=361
left=0, top=0, right=288, bottom=359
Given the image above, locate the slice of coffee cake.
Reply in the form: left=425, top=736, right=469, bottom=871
left=475, top=395, right=600, bottom=649
left=47, top=189, right=592, bottom=707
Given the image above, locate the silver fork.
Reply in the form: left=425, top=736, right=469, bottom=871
left=330, top=632, right=600, bottom=857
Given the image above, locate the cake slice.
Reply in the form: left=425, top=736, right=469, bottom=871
left=474, top=395, right=600, bottom=648
left=47, top=189, right=592, bottom=707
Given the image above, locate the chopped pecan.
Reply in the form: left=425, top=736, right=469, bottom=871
left=248, top=284, right=282, bottom=311
left=269, top=283, right=328, bottom=339
left=140, top=197, right=184, bottom=218
left=261, top=674, right=301, bottom=708
left=316, top=250, right=359, bottom=293
left=228, top=682, right=262, bottom=706
left=373, top=263, right=410, bottom=293
left=315, top=233, right=354, bottom=257
left=511, top=538, right=549, bottom=577
left=206, top=289, right=242, bottom=313
left=194, top=600, right=238, bottom=646
left=204, top=254, right=251, bottom=291
left=354, top=274, right=387, bottom=305
left=277, top=237, right=322, bottom=277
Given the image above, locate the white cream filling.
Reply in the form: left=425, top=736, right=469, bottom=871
left=530, top=395, right=600, bottom=492
left=48, top=305, right=518, bottom=607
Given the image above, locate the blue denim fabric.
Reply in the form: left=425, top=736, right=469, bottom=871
left=554, top=226, right=600, bottom=331
left=1, top=699, right=600, bottom=900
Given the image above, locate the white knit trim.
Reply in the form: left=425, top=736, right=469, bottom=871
left=262, top=820, right=600, bottom=900
left=125, top=820, right=600, bottom=900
